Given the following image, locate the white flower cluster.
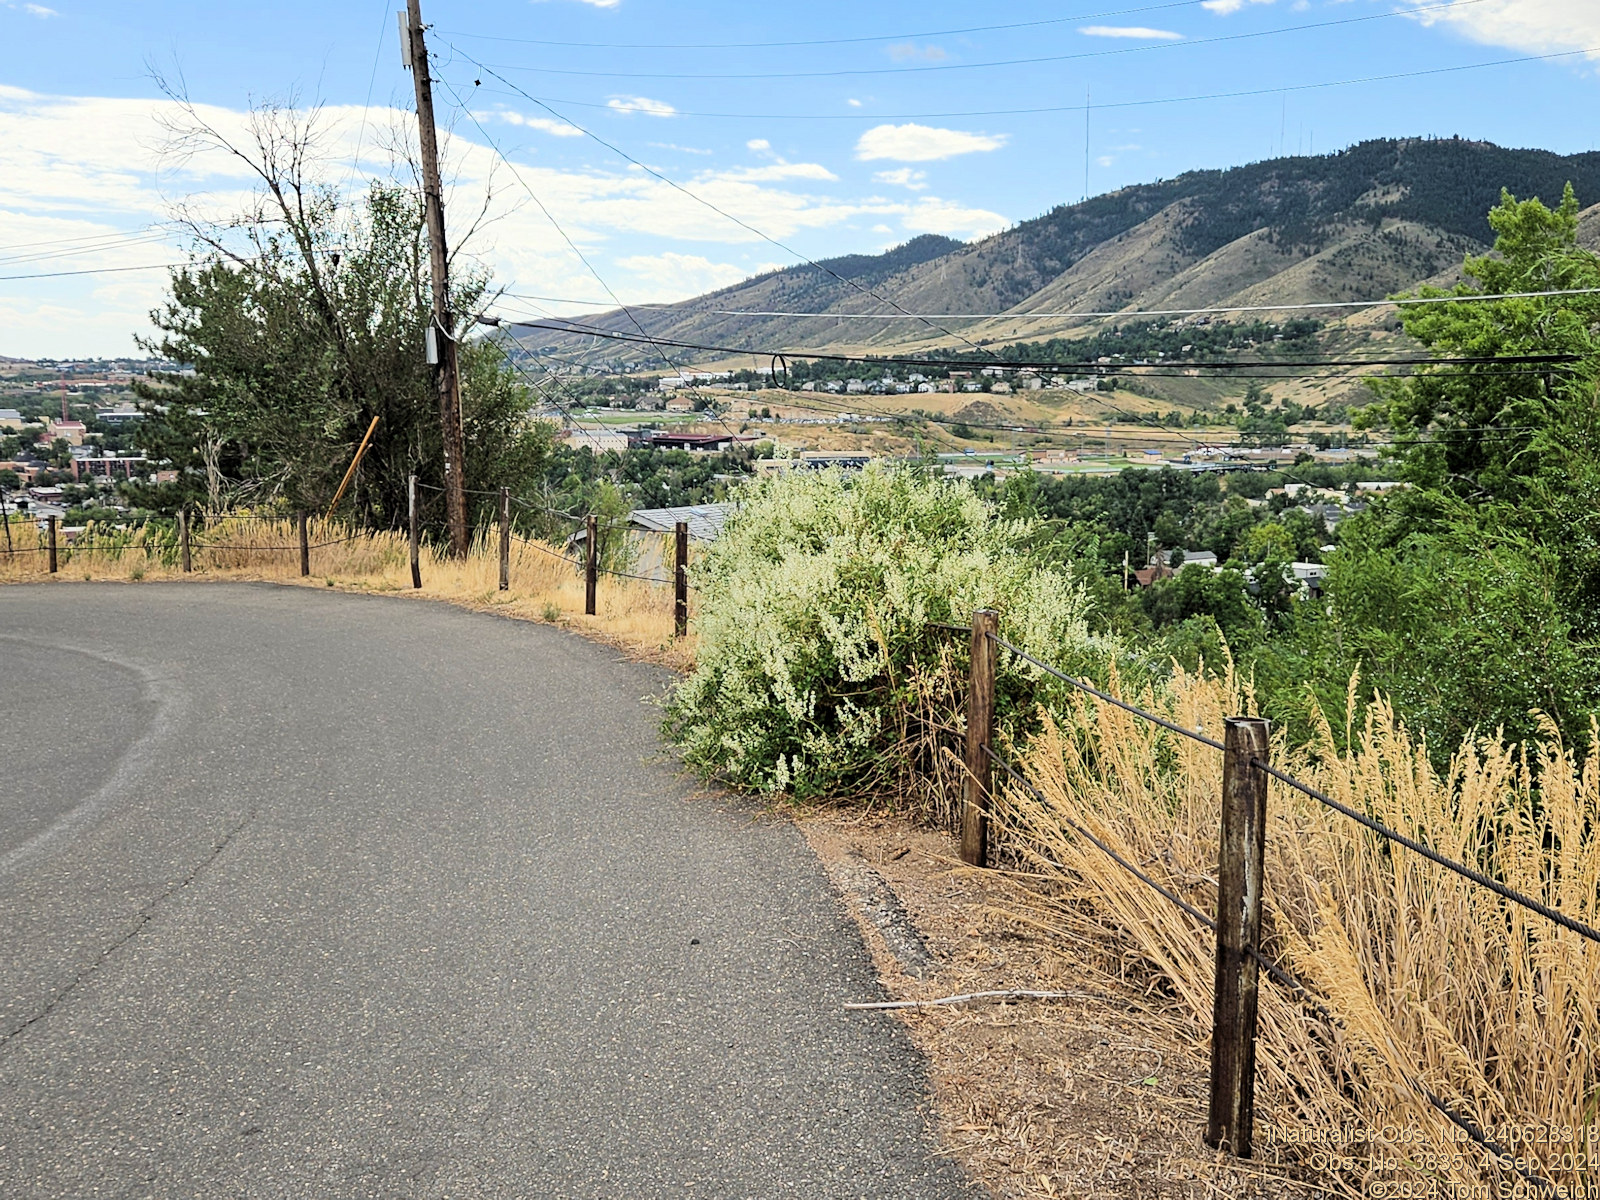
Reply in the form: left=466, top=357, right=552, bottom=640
left=668, top=464, right=1095, bottom=796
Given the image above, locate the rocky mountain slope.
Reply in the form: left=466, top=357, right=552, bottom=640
left=513, top=137, right=1600, bottom=366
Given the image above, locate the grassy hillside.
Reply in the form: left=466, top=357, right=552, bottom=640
left=515, top=137, right=1600, bottom=364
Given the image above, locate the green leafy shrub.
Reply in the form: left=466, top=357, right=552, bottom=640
left=666, top=465, right=1100, bottom=797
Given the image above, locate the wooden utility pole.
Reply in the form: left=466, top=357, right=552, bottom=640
left=408, top=475, right=422, bottom=589
left=177, top=509, right=191, bottom=573
left=961, top=609, right=999, bottom=867
left=297, top=511, right=310, bottom=577
left=498, top=487, right=511, bottom=592
left=1207, top=716, right=1271, bottom=1158
left=585, top=514, right=599, bottom=616
left=403, top=0, right=468, bottom=559
left=46, top=515, right=57, bottom=574
left=673, top=521, right=689, bottom=637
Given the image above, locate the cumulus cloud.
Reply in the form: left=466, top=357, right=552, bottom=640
left=847, top=98, right=862, bottom=107
left=900, top=197, right=1007, bottom=240
left=873, top=168, right=927, bottom=190
left=4, top=2, right=58, bottom=16
left=606, top=95, right=675, bottom=118
left=1201, top=0, right=1275, bottom=13
left=854, top=123, right=1008, bottom=162
left=612, top=251, right=767, bottom=297
left=475, top=110, right=583, bottom=137
left=745, top=138, right=771, bottom=152
left=1079, top=25, right=1183, bottom=39
left=1396, top=0, right=1600, bottom=60
left=718, top=162, right=838, bottom=182
left=0, top=85, right=1016, bottom=354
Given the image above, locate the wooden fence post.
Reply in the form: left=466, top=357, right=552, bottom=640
left=498, top=487, right=511, bottom=592
left=585, top=513, right=598, bottom=616
left=177, top=509, right=191, bottom=573
left=961, top=608, right=999, bottom=867
left=674, top=520, right=689, bottom=637
left=408, top=476, right=422, bottom=589
left=1207, top=716, right=1272, bottom=1158
left=297, top=511, right=310, bottom=577
left=47, top=515, right=58, bottom=574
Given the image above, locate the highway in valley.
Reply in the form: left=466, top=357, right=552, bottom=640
left=0, top=584, right=973, bottom=1199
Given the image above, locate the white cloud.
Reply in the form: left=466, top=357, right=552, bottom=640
left=854, top=123, right=1008, bottom=162
left=475, top=110, right=583, bottom=137
left=887, top=43, right=948, bottom=62
left=649, top=142, right=712, bottom=155
left=1201, top=0, right=1275, bottom=13
left=0, top=85, right=1015, bottom=354
left=1096, top=155, right=1115, bottom=167
left=606, top=95, right=675, bottom=118
left=613, top=251, right=769, bottom=297
left=718, top=162, right=839, bottom=182
left=1396, top=0, right=1600, bottom=60
left=1079, top=25, right=1183, bottom=39
left=847, top=98, right=862, bottom=108
left=900, top=197, right=1007, bottom=240
left=745, top=138, right=771, bottom=152
left=873, top=168, right=927, bottom=191
left=4, top=2, right=58, bottom=16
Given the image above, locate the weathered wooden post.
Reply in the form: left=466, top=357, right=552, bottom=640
left=177, top=509, right=191, bottom=573
left=408, top=476, right=422, bottom=589
left=297, top=511, right=310, bottom=577
left=585, top=514, right=598, bottom=616
left=47, top=515, right=58, bottom=574
left=673, top=520, right=689, bottom=637
left=498, top=487, right=512, bottom=592
left=961, top=608, right=999, bottom=867
left=1207, top=716, right=1271, bottom=1158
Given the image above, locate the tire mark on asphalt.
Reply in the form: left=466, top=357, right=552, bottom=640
left=0, top=637, right=187, bottom=880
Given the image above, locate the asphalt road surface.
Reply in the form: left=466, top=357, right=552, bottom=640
left=0, top=584, right=975, bottom=1199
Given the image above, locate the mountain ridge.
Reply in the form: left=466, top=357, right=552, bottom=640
left=512, top=137, right=1600, bottom=366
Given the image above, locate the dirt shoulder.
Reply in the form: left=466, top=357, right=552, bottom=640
left=799, top=809, right=1328, bottom=1200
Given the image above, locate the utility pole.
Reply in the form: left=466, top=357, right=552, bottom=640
left=402, top=0, right=469, bottom=558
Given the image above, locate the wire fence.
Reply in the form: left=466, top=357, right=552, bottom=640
left=927, top=615, right=1580, bottom=1195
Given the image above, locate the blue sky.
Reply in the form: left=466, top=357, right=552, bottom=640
left=1, top=0, right=1595, bottom=357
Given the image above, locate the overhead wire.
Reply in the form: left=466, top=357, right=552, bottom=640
left=468, top=0, right=1486, bottom=82
left=434, top=70, right=755, bottom=444
left=442, top=46, right=1011, bottom=364
left=442, top=0, right=1205, bottom=51
left=498, top=287, right=1600, bottom=321
left=467, top=45, right=1600, bottom=121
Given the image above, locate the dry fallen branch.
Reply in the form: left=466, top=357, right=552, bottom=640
left=844, top=988, right=1104, bottom=1010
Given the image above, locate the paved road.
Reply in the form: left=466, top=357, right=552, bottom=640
left=0, top=584, right=974, bottom=1199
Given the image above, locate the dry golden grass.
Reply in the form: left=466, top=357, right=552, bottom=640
left=0, top=514, right=691, bottom=668
left=998, top=663, right=1600, bottom=1196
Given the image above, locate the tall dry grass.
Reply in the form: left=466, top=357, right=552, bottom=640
left=999, top=662, right=1600, bottom=1194
left=0, top=514, right=688, bottom=665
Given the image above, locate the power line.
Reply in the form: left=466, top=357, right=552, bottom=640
left=435, top=73, right=753, bottom=443
left=441, top=0, right=1203, bottom=51
left=0, top=230, right=172, bottom=268
left=0, top=262, right=188, bottom=282
left=469, top=45, right=1599, bottom=121
left=447, top=47, right=1005, bottom=362
left=483, top=313, right=1580, bottom=373
left=468, top=0, right=1484, bottom=82
left=497, top=287, right=1600, bottom=321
